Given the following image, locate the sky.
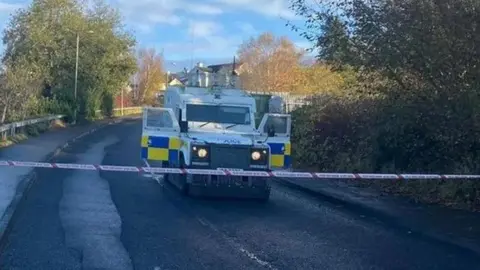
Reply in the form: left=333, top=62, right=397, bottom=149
left=0, top=0, right=314, bottom=72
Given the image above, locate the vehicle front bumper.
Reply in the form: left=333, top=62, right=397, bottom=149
left=187, top=179, right=270, bottom=199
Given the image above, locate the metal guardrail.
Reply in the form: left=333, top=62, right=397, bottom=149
left=0, top=115, right=65, bottom=133
left=0, top=107, right=143, bottom=141
left=113, top=107, right=142, bottom=116
left=95, top=107, right=142, bottom=116
left=0, top=115, right=65, bottom=140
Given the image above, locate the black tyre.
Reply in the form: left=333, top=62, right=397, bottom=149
left=162, top=161, right=170, bottom=182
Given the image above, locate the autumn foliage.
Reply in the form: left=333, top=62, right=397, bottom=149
left=237, top=32, right=345, bottom=96
left=134, top=47, right=165, bottom=106
left=237, top=33, right=301, bottom=92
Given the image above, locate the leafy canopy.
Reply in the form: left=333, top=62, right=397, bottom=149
left=2, top=0, right=137, bottom=120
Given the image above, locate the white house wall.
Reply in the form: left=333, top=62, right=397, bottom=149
left=186, top=63, right=244, bottom=88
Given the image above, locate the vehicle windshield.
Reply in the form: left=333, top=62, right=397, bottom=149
left=186, top=104, right=251, bottom=125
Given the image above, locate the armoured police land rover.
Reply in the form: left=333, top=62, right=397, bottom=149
left=141, top=86, right=291, bottom=201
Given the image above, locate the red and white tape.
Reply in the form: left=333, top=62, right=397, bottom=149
left=1, top=160, right=479, bottom=180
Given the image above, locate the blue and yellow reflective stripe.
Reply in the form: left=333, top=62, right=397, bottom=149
left=268, top=142, right=291, bottom=169
left=141, top=136, right=181, bottom=163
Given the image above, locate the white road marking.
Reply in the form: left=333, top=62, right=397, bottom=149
left=196, top=217, right=277, bottom=270
left=142, top=174, right=164, bottom=180
left=143, top=159, right=164, bottom=186
left=59, top=138, right=133, bottom=270
left=239, top=247, right=272, bottom=268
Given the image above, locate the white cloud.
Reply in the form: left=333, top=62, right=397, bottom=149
left=188, top=21, right=222, bottom=38
left=213, top=0, right=297, bottom=20
left=0, top=0, right=298, bottom=61
left=164, top=20, right=241, bottom=59
left=108, top=0, right=224, bottom=31
left=188, top=20, right=240, bottom=55
left=145, top=13, right=182, bottom=25
left=202, top=35, right=240, bottom=54
left=110, top=0, right=298, bottom=32
left=189, top=3, right=223, bottom=15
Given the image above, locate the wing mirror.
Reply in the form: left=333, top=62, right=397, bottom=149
left=178, top=108, right=188, bottom=132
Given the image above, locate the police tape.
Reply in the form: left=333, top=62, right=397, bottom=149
left=1, top=160, right=480, bottom=180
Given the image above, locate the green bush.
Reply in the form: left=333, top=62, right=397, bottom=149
left=291, top=79, right=480, bottom=210
left=39, top=97, right=75, bottom=122
left=101, top=93, right=114, bottom=118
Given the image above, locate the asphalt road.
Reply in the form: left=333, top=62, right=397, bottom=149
left=1, top=119, right=479, bottom=270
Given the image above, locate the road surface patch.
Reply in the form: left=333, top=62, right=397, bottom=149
left=59, top=138, right=132, bottom=270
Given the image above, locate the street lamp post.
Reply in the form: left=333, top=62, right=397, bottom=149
left=74, top=33, right=79, bottom=124
left=165, top=62, right=176, bottom=88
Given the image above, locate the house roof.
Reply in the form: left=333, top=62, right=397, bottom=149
left=169, top=73, right=188, bottom=84
left=168, top=74, right=179, bottom=82
left=198, top=66, right=211, bottom=72
left=207, top=62, right=243, bottom=73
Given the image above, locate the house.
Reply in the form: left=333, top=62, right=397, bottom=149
left=187, top=62, right=212, bottom=87
left=208, top=61, right=244, bottom=88
left=168, top=74, right=187, bottom=86
left=160, top=72, right=188, bottom=90
left=186, top=59, right=245, bottom=88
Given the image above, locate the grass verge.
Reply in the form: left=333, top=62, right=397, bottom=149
left=0, top=120, right=67, bottom=148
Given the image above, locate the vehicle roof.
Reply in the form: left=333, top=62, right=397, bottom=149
left=167, top=86, right=256, bottom=107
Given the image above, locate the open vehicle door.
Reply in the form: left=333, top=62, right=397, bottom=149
left=257, top=113, right=292, bottom=170
left=141, top=107, right=182, bottom=164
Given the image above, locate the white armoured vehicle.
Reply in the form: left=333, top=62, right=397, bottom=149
left=141, top=86, right=292, bottom=201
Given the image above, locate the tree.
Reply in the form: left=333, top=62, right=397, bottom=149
left=134, top=48, right=165, bottom=105
left=293, top=64, right=345, bottom=95
left=237, top=32, right=304, bottom=93
left=2, top=0, right=137, bottom=121
left=316, top=15, right=355, bottom=68
left=288, top=0, right=480, bottom=209
left=290, top=0, right=480, bottom=92
left=0, top=57, right=44, bottom=123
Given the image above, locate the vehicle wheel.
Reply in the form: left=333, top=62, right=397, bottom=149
left=162, top=161, right=170, bottom=182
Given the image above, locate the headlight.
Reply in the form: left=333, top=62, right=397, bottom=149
left=250, top=148, right=268, bottom=166
left=198, top=148, right=208, bottom=158
left=251, top=151, right=261, bottom=160
left=192, top=145, right=209, bottom=161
